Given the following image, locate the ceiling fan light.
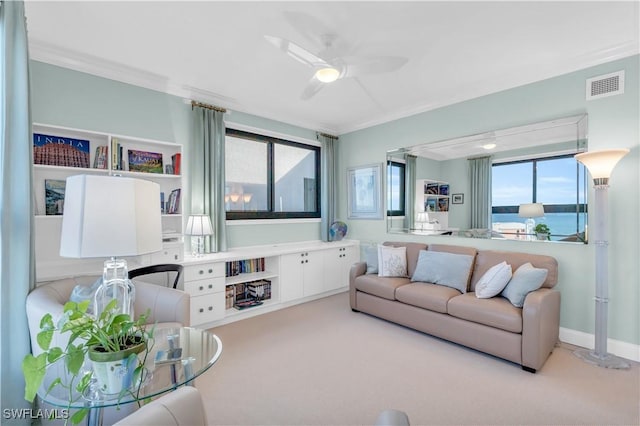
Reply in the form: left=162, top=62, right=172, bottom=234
left=315, top=67, right=340, bottom=83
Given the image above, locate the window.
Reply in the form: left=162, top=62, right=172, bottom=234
left=492, top=154, right=587, bottom=239
left=386, top=160, right=405, bottom=216
left=225, top=128, right=320, bottom=219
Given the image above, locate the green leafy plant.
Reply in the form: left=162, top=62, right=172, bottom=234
left=534, top=223, right=551, bottom=240
left=22, top=299, right=154, bottom=425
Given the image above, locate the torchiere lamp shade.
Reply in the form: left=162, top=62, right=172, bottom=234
left=60, top=175, right=163, bottom=258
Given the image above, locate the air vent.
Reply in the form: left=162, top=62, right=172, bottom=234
left=586, top=71, right=624, bottom=100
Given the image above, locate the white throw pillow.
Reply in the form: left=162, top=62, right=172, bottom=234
left=377, top=245, right=408, bottom=278
left=475, top=261, right=512, bottom=298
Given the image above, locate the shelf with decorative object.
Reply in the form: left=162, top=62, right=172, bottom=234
left=33, top=123, right=184, bottom=279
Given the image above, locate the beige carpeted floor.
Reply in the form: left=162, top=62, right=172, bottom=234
left=198, top=292, right=640, bottom=426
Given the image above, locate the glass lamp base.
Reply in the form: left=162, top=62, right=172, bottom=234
left=94, top=257, right=135, bottom=317
left=574, top=348, right=630, bottom=369
left=191, top=236, right=205, bottom=258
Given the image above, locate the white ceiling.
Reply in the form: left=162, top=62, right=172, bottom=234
left=24, top=1, right=639, bottom=135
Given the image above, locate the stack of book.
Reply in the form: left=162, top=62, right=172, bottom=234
left=225, top=258, right=265, bottom=277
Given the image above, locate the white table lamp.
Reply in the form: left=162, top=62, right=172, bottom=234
left=185, top=214, right=214, bottom=257
left=518, top=203, right=544, bottom=239
left=60, top=175, right=162, bottom=317
left=574, top=148, right=630, bottom=369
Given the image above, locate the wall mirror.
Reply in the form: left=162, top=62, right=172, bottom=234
left=386, top=114, right=589, bottom=243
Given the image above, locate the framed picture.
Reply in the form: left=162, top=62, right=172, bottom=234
left=347, top=163, right=383, bottom=219
left=452, top=193, right=464, bottom=204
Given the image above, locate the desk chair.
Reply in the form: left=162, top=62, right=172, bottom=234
left=113, top=386, right=207, bottom=426
left=129, top=264, right=183, bottom=289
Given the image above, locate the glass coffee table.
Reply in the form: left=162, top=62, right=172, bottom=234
left=38, top=327, right=222, bottom=426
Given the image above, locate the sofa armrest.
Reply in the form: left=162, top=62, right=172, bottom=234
left=521, top=288, right=561, bottom=371
left=134, top=281, right=190, bottom=327
left=349, top=261, right=367, bottom=309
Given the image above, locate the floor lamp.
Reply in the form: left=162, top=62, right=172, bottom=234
left=574, top=148, right=630, bottom=369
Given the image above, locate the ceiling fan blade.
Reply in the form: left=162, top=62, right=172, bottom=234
left=264, top=35, right=329, bottom=68
left=301, top=77, right=326, bottom=100
left=342, top=56, right=409, bottom=78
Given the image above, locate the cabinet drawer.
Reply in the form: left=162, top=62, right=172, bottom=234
left=190, top=292, right=225, bottom=325
left=184, top=277, right=225, bottom=295
left=184, top=262, right=224, bottom=281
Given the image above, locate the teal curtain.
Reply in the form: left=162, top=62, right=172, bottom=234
left=0, top=0, right=36, bottom=420
left=468, top=156, right=492, bottom=229
left=318, top=132, right=338, bottom=241
left=403, top=154, right=416, bottom=230
left=191, top=106, right=226, bottom=252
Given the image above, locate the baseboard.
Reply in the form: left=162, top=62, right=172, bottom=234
left=559, top=327, right=640, bottom=363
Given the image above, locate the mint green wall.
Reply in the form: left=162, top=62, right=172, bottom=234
left=340, top=55, right=639, bottom=346
left=30, top=61, right=321, bottom=249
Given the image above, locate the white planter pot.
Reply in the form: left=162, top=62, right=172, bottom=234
left=89, top=341, right=145, bottom=395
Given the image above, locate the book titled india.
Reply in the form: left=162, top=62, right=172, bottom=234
left=33, top=133, right=90, bottom=168
left=127, top=149, right=163, bottom=174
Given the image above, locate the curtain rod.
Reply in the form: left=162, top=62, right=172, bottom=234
left=317, top=132, right=339, bottom=140
left=191, top=101, right=227, bottom=113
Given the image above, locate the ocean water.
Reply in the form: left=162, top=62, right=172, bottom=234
left=492, top=212, right=586, bottom=237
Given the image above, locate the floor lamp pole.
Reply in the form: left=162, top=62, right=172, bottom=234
left=574, top=149, right=630, bottom=369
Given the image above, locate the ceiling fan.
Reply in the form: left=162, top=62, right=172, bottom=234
left=265, top=33, right=408, bottom=100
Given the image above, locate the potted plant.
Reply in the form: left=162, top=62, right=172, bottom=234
left=534, top=223, right=551, bottom=240
left=22, top=299, right=154, bottom=424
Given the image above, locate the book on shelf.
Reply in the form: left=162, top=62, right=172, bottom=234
left=425, top=198, right=436, bottom=212
left=33, top=133, right=90, bottom=168
left=44, top=179, right=66, bottom=215
left=92, top=145, right=108, bottom=169
left=425, top=182, right=439, bottom=195
left=166, top=188, right=181, bottom=214
left=225, top=258, right=265, bottom=277
left=438, top=184, right=449, bottom=196
left=171, top=153, right=181, bottom=175
left=128, top=149, right=163, bottom=174
left=437, top=198, right=449, bottom=212
left=111, top=138, right=121, bottom=170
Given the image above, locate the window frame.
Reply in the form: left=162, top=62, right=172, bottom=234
left=225, top=128, right=321, bottom=220
left=491, top=153, right=587, bottom=231
left=386, top=160, right=406, bottom=217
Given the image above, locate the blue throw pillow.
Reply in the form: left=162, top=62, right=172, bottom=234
left=364, top=245, right=378, bottom=274
left=411, top=250, right=474, bottom=293
left=501, top=262, right=548, bottom=307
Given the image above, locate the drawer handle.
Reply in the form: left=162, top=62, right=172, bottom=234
left=199, top=308, right=204, bottom=313
left=199, top=270, right=204, bottom=275
left=208, top=284, right=213, bottom=289
left=199, top=286, right=204, bottom=291
left=208, top=269, right=213, bottom=273
left=208, top=306, right=213, bottom=311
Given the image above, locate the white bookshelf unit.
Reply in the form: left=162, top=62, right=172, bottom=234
left=33, top=123, right=184, bottom=277
left=416, top=178, right=450, bottom=229
left=180, top=240, right=359, bottom=328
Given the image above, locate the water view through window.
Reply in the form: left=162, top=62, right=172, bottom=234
left=492, top=155, right=587, bottom=241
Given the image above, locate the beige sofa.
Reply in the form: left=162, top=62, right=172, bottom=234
left=350, top=242, right=560, bottom=372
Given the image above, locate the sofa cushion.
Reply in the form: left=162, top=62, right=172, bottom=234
left=448, top=293, right=523, bottom=333
left=354, top=274, right=410, bottom=301
left=470, top=250, right=558, bottom=292
left=411, top=250, right=474, bottom=294
left=475, top=261, right=512, bottom=299
left=364, top=245, right=378, bottom=274
left=501, top=262, right=548, bottom=307
left=383, top=242, right=427, bottom=278
left=395, top=282, right=461, bottom=314
left=427, top=244, right=477, bottom=291
left=378, top=245, right=408, bottom=277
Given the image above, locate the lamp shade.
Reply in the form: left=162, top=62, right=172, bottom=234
left=185, top=215, right=213, bottom=236
left=415, top=212, right=429, bottom=223
left=575, top=149, right=630, bottom=179
left=518, top=203, right=544, bottom=218
left=60, top=175, right=162, bottom=258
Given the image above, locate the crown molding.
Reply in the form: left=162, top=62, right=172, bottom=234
left=29, top=38, right=638, bottom=137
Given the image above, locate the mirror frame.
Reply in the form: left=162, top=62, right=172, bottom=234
left=386, top=114, right=588, bottom=243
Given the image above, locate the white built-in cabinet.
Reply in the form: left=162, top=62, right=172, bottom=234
left=33, top=123, right=184, bottom=278
left=180, top=240, right=359, bottom=328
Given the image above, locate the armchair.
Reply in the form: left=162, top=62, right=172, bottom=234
left=26, top=275, right=190, bottom=356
